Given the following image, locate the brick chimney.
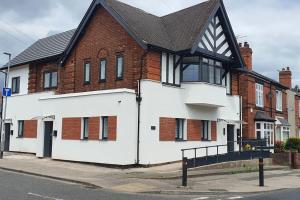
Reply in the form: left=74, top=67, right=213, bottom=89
left=239, top=42, right=253, bottom=70
left=279, top=67, right=292, bottom=89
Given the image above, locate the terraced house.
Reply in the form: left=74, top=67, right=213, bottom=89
left=1, top=0, right=259, bottom=165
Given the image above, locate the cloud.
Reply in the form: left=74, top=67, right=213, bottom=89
left=0, top=0, right=299, bottom=87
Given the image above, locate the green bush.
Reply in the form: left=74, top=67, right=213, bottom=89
left=285, top=138, right=300, bottom=152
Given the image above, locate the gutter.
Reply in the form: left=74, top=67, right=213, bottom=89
left=136, top=50, right=148, bottom=165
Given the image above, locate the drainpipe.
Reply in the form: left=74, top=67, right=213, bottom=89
left=136, top=50, right=148, bottom=165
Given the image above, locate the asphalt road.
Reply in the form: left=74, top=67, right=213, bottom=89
left=0, top=169, right=299, bottom=200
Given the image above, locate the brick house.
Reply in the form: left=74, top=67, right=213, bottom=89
left=236, top=42, right=297, bottom=144
left=2, top=0, right=247, bottom=165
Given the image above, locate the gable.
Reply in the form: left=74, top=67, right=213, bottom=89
left=198, top=15, right=232, bottom=58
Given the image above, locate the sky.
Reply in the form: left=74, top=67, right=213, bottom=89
left=0, top=0, right=299, bottom=87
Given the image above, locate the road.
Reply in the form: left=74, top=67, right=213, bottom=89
left=0, top=169, right=299, bottom=200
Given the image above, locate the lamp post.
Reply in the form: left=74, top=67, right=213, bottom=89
left=0, top=52, right=11, bottom=159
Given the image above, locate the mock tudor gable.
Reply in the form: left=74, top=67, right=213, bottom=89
left=61, top=0, right=245, bottom=69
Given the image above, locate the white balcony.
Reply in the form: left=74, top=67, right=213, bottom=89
left=182, top=82, right=227, bottom=107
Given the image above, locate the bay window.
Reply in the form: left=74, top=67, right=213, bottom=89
left=182, top=56, right=224, bottom=85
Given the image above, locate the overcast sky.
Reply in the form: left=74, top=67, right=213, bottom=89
left=0, top=0, right=299, bottom=86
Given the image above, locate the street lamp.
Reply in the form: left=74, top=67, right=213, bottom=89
left=0, top=52, right=11, bottom=159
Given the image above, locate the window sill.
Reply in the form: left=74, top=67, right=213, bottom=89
left=175, top=139, right=187, bottom=142
left=201, top=139, right=212, bottom=142
left=99, top=80, right=106, bottom=83
left=80, top=138, right=89, bottom=141
left=116, top=78, right=123, bottom=81
left=16, top=136, right=23, bottom=139
left=83, top=82, right=91, bottom=85
left=255, top=106, right=264, bottom=110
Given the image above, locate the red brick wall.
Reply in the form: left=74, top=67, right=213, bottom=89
left=89, top=117, right=100, bottom=140
left=187, top=119, right=201, bottom=141
left=62, top=118, right=81, bottom=140
left=159, top=117, right=176, bottom=141
left=237, top=72, right=288, bottom=140
left=23, top=120, right=37, bottom=138
left=108, top=116, right=117, bottom=141
left=211, top=121, right=217, bottom=141
left=28, top=62, right=60, bottom=93
left=295, top=97, right=300, bottom=137
left=144, top=52, right=161, bottom=81
left=60, top=7, right=146, bottom=94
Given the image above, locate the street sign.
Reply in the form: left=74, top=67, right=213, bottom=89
left=2, top=88, right=12, bottom=97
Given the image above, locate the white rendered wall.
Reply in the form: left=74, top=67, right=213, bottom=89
left=139, top=80, right=240, bottom=165
left=7, top=65, right=29, bottom=96
left=6, top=89, right=138, bottom=165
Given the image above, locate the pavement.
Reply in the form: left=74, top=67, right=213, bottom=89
left=0, top=152, right=298, bottom=195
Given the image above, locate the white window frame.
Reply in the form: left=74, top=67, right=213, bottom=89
left=255, top=83, right=264, bottom=108
left=82, top=117, right=89, bottom=140
left=276, top=90, right=282, bottom=112
left=282, top=126, right=290, bottom=142
left=201, top=120, right=211, bottom=141
left=255, top=122, right=274, bottom=146
left=101, top=116, right=109, bottom=140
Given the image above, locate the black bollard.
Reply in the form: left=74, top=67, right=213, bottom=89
left=259, top=157, right=264, bottom=187
left=182, top=157, right=188, bottom=187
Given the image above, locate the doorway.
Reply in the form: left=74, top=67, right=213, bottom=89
left=227, top=124, right=235, bottom=153
left=43, top=121, right=53, bottom=157
left=4, top=123, right=10, bottom=151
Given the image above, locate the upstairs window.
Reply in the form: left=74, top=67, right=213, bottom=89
left=116, top=55, right=124, bottom=80
left=276, top=90, right=282, bottom=112
left=182, top=56, right=223, bottom=85
left=18, top=120, right=24, bottom=137
left=12, top=77, right=20, bottom=94
left=175, top=119, right=185, bottom=141
left=99, top=59, right=107, bottom=82
left=255, top=83, right=264, bottom=108
left=84, top=61, right=91, bottom=84
left=44, top=71, right=57, bottom=89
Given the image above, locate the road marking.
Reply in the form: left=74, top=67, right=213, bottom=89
left=27, top=192, right=64, bottom=200
left=228, top=196, right=243, bottom=199
left=191, top=197, right=209, bottom=200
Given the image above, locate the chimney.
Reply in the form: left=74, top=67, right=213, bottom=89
left=239, top=42, right=253, bottom=70
left=279, top=67, right=292, bottom=89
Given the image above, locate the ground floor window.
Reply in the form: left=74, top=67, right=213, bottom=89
left=18, top=120, right=24, bottom=137
left=255, top=122, right=274, bottom=146
left=82, top=118, right=89, bottom=139
left=282, top=126, right=290, bottom=142
left=176, top=119, right=185, bottom=140
left=102, top=117, right=108, bottom=140
left=201, top=120, right=211, bottom=141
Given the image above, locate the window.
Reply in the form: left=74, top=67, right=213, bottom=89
left=201, top=121, right=211, bottom=141
left=182, top=64, right=200, bottom=82
left=116, top=55, right=124, bottom=80
left=84, top=61, right=91, bottom=84
left=255, top=83, right=264, bottom=107
left=276, top=90, right=282, bottom=111
left=99, top=59, right=107, bottom=81
left=18, top=120, right=24, bottom=137
left=181, top=56, right=223, bottom=85
left=255, top=122, right=274, bottom=146
left=175, top=119, right=185, bottom=140
left=82, top=118, right=89, bottom=139
left=102, top=117, right=108, bottom=140
left=282, top=126, right=290, bottom=142
left=44, top=71, right=58, bottom=89
left=12, top=77, right=20, bottom=94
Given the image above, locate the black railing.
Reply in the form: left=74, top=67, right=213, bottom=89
left=181, top=139, right=271, bottom=169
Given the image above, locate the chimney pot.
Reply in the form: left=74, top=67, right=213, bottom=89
left=287, top=67, right=290, bottom=71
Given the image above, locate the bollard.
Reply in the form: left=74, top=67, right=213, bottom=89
left=259, top=157, right=264, bottom=187
left=182, top=157, right=188, bottom=187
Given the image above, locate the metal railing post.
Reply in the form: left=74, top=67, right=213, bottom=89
left=259, top=157, right=264, bottom=187
left=182, top=157, right=188, bottom=187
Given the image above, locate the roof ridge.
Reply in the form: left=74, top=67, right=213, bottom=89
left=161, top=0, right=215, bottom=18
